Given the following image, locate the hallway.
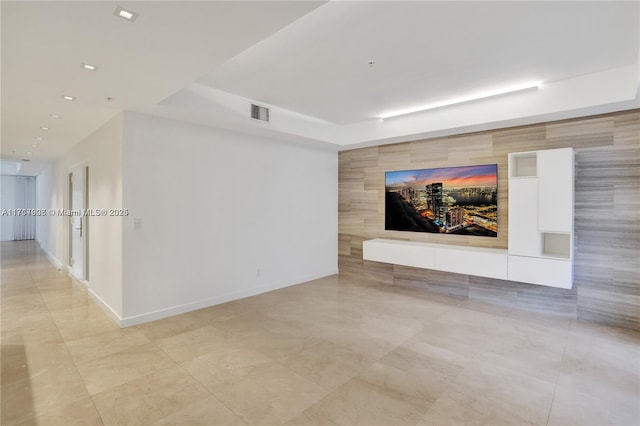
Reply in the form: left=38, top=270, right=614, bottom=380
left=1, top=240, right=639, bottom=425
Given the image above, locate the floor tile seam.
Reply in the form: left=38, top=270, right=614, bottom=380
left=354, top=372, right=439, bottom=418
left=23, top=393, right=107, bottom=426
left=322, top=335, right=393, bottom=364
left=55, top=330, right=104, bottom=416
left=427, top=385, right=539, bottom=426
left=27, top=246, right=107, bottom=424
left=80, top=340, right=190, bottom=397
left=152, top=392, right=251, bottom=426
left=488, top=312, right=573, bottom=340
left=26, top=267, right=41, bottom=285
left=14, top=258, right=67, bottom=343
left=544, top=330, right=571, bottom=426
left=159, top=342, right=253, bottom=426
left=568, top=319, right=640, bottom=346
left=150, top=337, right=218, bottom=397
left=467, top=352, right=562, bottom=416
left=85, top=342, right=201, bottom=424
left=469, top=354, right=562, bottom=387
left=168, top=337, right=328, bottom=426
left=67, top=336, right=158, bottom=372
left=446, top=377, right=543, bottom=426
left=275, top=375, right=355, bottom=426
left=275, top=386, right=335, bottom=426
left=363, top=365, right=454, bottom=409
left=4, top=313, right=105, bottom=423
left=39, top=290, right=83, bottom=314
left=259, top=353, right=338, bottom=424
left=545, top=384, right=562, bottom=426
left=33, top=246, right=79, bottom=321
left=270, top=354, right=364, bottom=397
left=373, top=343, right=470, bottom=399
left=480, top=330, right=568, bottom=370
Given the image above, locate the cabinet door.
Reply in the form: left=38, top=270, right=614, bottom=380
left=538, top=148, right=573, bottom=232
left=508, top=178, right=540, bottom=256
left=508, top=255, right=573, bottom=289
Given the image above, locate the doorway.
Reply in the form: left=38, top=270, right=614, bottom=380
left=69, top=166, right=88, bottom=283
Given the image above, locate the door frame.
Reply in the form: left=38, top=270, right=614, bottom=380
left=68, top=163, right=89, bottom=286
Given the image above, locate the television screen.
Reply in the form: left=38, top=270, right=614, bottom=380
left=385, top=164, right=498, bottom=237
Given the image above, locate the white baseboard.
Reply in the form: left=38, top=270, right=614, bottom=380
left=33, top=243, right=338, bottom=330
left=88, top=289, right=124, bottom=327
left=38, top=242, right=64, bottom=270
left=36, top=240, right=124, bottom=327
left=119, top=269, right=338, bottom=328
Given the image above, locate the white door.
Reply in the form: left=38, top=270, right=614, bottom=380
left=70, top=167, right=86, bottom=281
left=537, top=148, right=574, bottom=233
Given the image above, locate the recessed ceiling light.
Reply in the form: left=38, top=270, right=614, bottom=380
left=27, top=151, right=32, bottom=155
left=35, top=137, right=43, bottom=141
left=40, top=126, right=50, bottom=130
left=114, top=6, right=138, bottom=21
left=81, top=63, right=98, bottom=71
left=22, top=158, right=31, bottom=162
left=31, top=144, right=38, bottom=148
left=50, top=114, right=61, bottom=119
left=379, top=81, right=542, bottom=119
left=62, top=95, right=75, bottom=101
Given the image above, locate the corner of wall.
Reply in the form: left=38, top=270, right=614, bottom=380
left=43, top=113, right=125, bottom=322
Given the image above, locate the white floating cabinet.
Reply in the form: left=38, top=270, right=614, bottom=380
left=363, top=239, right=435, bottom=270
left=363, top=239, right=508, bottom=280
left=433, top=245, right=507, bottom=280
left=508, top=148, right=574, bottom=289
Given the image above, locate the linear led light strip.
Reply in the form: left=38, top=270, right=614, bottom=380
left=379, top=81, right=542, bottom=119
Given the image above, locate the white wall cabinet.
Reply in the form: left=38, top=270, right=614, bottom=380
left=508, top=147, right=574, bottom=289
left=507, top=178, right=540, bottom=257
left=538, top=149, right=574, bottom=233
left=361, top=148, right=574, bottom=290
left=507, top=255, right=572, bottom=288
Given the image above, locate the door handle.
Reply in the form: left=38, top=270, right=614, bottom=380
left=79, top=218, right=82, bottom=237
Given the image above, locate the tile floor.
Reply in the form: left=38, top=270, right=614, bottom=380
left=1, top=240, right=639, bottom=426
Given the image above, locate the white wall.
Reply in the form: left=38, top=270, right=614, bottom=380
left=121, top=112, right=338, bottom=324
left=39, top=113, right=124, bottom=318
left=36, top=164, right=53, bottom=251
left=1, top=175, right=17, bottom=241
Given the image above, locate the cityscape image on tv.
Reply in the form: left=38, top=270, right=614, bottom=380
left=385, top=164, right=498, bottom=237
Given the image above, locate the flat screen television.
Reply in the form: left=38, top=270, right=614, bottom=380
left=385, top=164, right=498, bottom=237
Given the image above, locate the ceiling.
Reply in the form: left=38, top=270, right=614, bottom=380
left=1, top=1, right=639, bottom=175
left=1, top=1, right=324, bottom=173
left=200, top=1, right=639, bottom=125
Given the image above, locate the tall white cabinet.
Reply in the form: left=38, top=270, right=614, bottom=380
left=507, top=148, right=575, bottom=289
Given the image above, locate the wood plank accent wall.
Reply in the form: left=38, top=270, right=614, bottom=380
left=338, top=109, right=640, bottom=330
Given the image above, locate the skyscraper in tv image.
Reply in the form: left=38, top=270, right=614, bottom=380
left=385, top=164, right=498, bottom=237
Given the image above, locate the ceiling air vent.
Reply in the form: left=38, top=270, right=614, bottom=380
left=251, top=104, right=270, bottom=122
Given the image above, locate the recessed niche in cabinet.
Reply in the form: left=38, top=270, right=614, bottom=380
left=541, top=232, right=571, bottom=259
left=510, top=152, right=537, bottom=178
